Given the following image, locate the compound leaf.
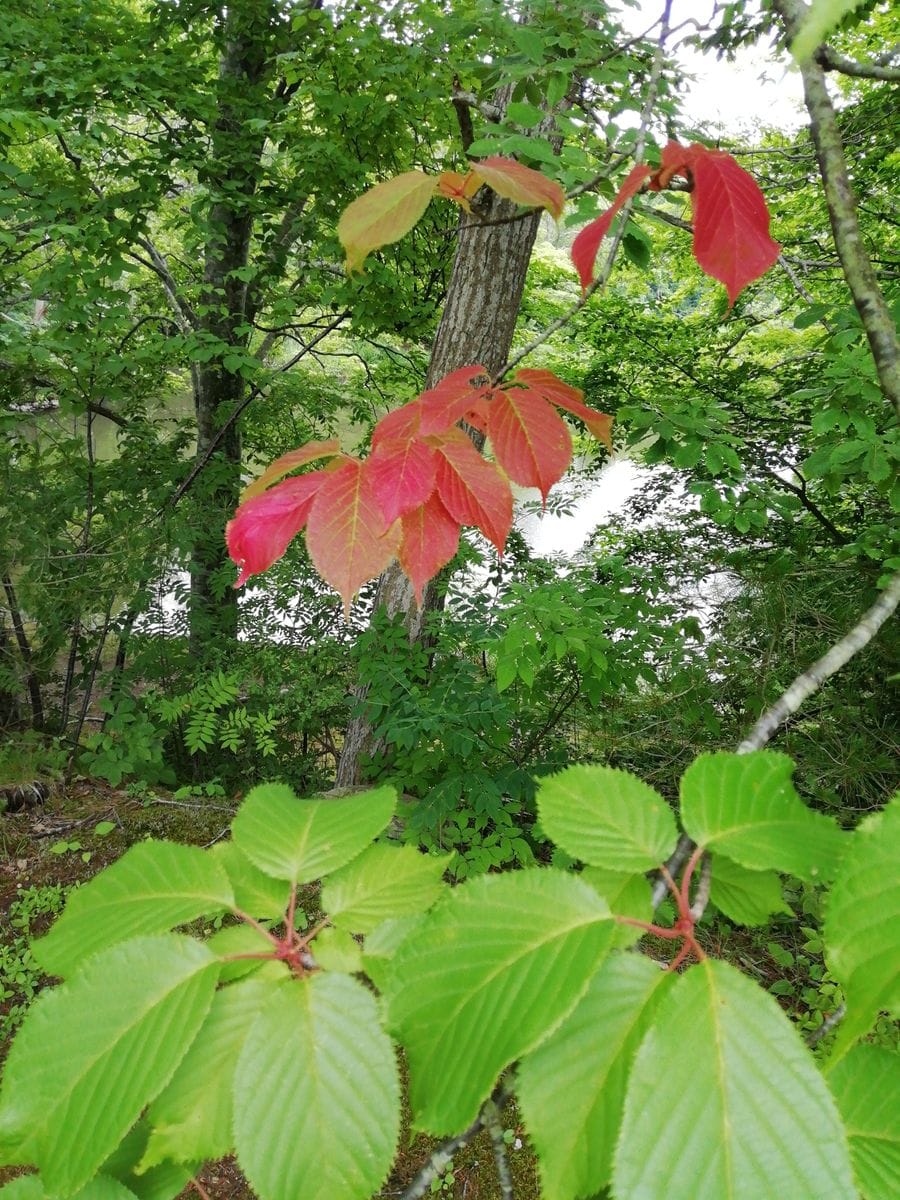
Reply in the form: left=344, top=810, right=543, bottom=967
left=0, top=936, right=219, bottom=1196
left=679, top=751, right=846, bottom=882
left=233, top=973, right=400, bottom=1200
left=614, top=959, right=856, bottom=1200
left=33, top=842, right=233, bottom=977
left=231, top=783, right=396, bottom=885
left=518, top=954, right=671, bottom=1200
left=385, top=870, right=614, bottom=1133
left=538, top=765, right=678, bottom=872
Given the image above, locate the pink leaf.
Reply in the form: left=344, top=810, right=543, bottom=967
left=240, top=439, right=342, bottom=502
left=399, top=493, right=461, bottom=605
left=687, top=145, right=781, bottom=306
left=305, top=460, right=401, bottom=615
left=418, top=365, right=492, bottom=436
left=371, top=398, right=423, bottom=450
left=470, top=156, right=566, bottom=220
left=227, top=472, right=329, bottom=587
left=487, top=386, right=572, bottom=502
left=571, top=164, right=651, bottom=291
left=434, top=429, right=513, bottom=553
left=365, top=436, right=438, bottom=524
left=513, top=369, right=613, bottom=450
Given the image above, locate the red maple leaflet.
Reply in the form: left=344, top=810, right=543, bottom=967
left=228, top=365, right=613, bottom=612
left=572, top=141, right=779, bottom=305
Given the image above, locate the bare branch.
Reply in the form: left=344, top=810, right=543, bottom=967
left=815, top=45, right=900, bottom=82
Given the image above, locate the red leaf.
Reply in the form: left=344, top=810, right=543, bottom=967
left=487, top=386, right=572, bottom=501
left=461, top=395, right=490, bottom=434
left=514, top=369, right=613, bottom=450
left=650, top=141, right=693, bottom=190
left=469, top=156, right=566, bottom=220
left=418, top=365, right=492, bottom=436
left=399, top=493, right=461, bottom=605
left=571, top=164, right=651, bottom=291
left=365, top=436, right=438, bottom=524
left=436, top=169, right=481, bottom=213
left=240, top=439, right=342, bottom=502
left=687, top=146, right=780, bottom=306
left=227, top=472, right=329, bottom=587
left=306, top=460, right=401, bottom=614
left=371, top=398, right=423, bottom=450
left=337, top=170, right=438, bottom=273
left=434, top=429, right=513, bottom=553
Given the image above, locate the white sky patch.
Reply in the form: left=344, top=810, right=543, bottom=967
left=613, top=0, right=807, bottom=138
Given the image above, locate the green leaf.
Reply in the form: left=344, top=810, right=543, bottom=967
left=233, top=973, right=400, bottom=1200
left=143, top=976, right=281, bottom=1169
left=386, top=869, right=615, bottom=1132
left=709, top=854, right=792, bottom=925
left=101, top=1121, right=195, bottom=1200
left=322, top=844, right=451, bottom=933
left=206, top=923, right=289, bottom=984
left=506, top=101, right=545, bottom=126
left=680, top=751, right=846, bottom=882
left=614, top=959, right=856, bottom=1200
left=33, top=841, right=234, bottom=977
left=537, top=765, right=678, bottom=872
left=0, top=1178, right=140, bottom=1200
left=824, top=794, right=900, bottom=1060
left=361, top=914, right=426, bottom=991
left=828, top=1044, right=900, bottom=1200
left=517, top=954, right=671, bottom=1200
left=231, top=784, right=396, bottom=884
left=0, top=935, right=219, bottom=1195
left=312, top=927, right=363, bottom=974
left=581, top=866, right=652, bottom=947
left=211, top=841, right=291, bottom=919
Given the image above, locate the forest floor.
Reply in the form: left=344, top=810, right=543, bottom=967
left=0, top=778, right=541, bottom=1200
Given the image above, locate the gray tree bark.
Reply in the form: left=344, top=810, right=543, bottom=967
left=336, top=188, right=543, bottom=784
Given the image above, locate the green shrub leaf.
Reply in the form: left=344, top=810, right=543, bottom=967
left=581, top=867, right=652, bottom=947
left=517, top=954, right=671, bottom=1200
left=33, top=842, right=234, bottom=976
left=143, top=976, right=280, bottom=1169
left=230, top=784, right=396, bottom=883
left=824, top=794, right=900, bottom=1060
left=0, top=1178, right=140, bottom=1200
left=233, top=973, right=400, bottom=1200
left=537, top=765, right=678, bottom=871
left=323, top=844, right=451, bottom=933
left=101, top=1120, right=196, bottom=1200
left=0, top=935, right=219, bottom=1196
left=680, top=751, right=846, bottom=881
left=614, top=959, right=856, bottom=1200
left=211, top=841, right=291, bottom=919
left=386, top=869, right=615, bottom=1132
left=709, top=854, right=792, bottom=925
left=828, top=1044, right=900, bottom=1200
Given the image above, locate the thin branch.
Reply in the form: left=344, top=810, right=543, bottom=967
left=482, top=1097, right=514, bottom=1200
left=400, top=1084, right=513, bottom=1200
left=815, top=45, right=900, bottom=82
left=773, top=0, right=900, bottom=417
left=806, top=1002, right=847, bottom=1046
left=737, top=574, right=900, bottom=754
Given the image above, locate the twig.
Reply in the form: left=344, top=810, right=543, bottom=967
left=139, top=796, right=237, bottom=813
left=400, top=1084, right=512, bottom=1200
left=806, top=1002, right=847, bottom=1047
left=737, top=574, right=900, bottom=753
left=482, top=1097, right=514, bottom=1200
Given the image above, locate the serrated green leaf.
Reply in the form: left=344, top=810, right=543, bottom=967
left=614, top=959, right=856, bottom=1200
left=537, top=765, right=677, bottom=872
left=143, top=977, right=281, bottom=1169
left=828, top=1044, right=900, bottom=1200
left=581, top=867, right=652, bottom=947
left=386, top=870, right=615, bottom=1133
left=518, top=954, right=670, bottom=1200
left=211, top=841, right=291, bottom=919
left=825, top=795, right=900, bottom=1060
left=233, top=973, right=400, bottom=1200
left=33, top=842, right=234, bottom=977
left=680, top=751, right=846, bottom=882
left=709, top=854, right=792, bottom=926
left=0, top=1178, right=140, bottom=1200
left=101, top=1121, right=196, bottom=1200
left=362, top=914, right=427, bottom=991
left=0, top=935, right=219, bottom=1196
left=312, top=927, right=363, bottom=973
left=231, top=783, right=396, bottom=884
left=323, top=844, right=450, bottom=933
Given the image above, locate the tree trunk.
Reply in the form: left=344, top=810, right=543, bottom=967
left=336, top=190, right=543, bottom=784
left=188, top=5, right=272, bottom=656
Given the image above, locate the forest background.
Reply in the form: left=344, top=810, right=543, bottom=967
left=0, top=0, right=898, bottom=1162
